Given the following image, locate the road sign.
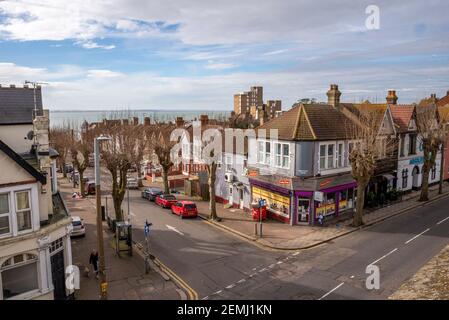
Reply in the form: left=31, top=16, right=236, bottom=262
left=144, top=220, right=152, bottom=236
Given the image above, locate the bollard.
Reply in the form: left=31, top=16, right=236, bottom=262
left=254, top=223, right=258, bottom=236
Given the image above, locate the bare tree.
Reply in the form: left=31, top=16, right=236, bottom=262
left=346, top=109, right=393, bottom=226
left=69, top=125, right=95, bottom=196
left=151, top=124, right=176, bottom=194
left=99, top=120, right=135, bottom=222
left=49, top=125, right=72, bottom=177
left=416, top=104, right=446, bottom=201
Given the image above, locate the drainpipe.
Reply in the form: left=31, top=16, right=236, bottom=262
left=439, top=141, right=445, bottom=194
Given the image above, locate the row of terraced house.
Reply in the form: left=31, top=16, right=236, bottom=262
left=213, top=85, right=449, bottom=226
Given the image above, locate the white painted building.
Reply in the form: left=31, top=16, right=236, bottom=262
left=391, top=105, right=441, bottom=192
left=0, top=85, right=73, bottom=300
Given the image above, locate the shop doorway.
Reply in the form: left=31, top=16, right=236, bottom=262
left=412, top=166, right=420, bottom=189
left=297, top=198, right=310, bottom=224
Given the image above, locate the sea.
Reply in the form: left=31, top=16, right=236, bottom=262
left=49, top=109, right=231, bottom=128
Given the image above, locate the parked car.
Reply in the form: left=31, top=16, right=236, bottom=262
left=126, top=177, right=139, bottom=189
left=141, top=187, right=163, bottom=201
left=84, top=180, right=96, bottom=195
left=70, top=216, right=85, bottom=237
left=171, top=201, right=198, bottom=219
left=155, top=194, right=177, bottom=208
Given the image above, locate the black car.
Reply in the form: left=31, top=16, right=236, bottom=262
left=141, top=187, right=163, bottom=201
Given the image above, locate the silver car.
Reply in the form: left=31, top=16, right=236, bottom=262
left=70, top=216, right=86, bottom=237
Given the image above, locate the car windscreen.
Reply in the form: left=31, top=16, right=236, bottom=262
left=184, top=204, right=197, bottom=210
left=72, top=221, right=82, bottom=226
left=151, top=189, right=162, bottom=194
left=164, top=195, right=176, bottom=200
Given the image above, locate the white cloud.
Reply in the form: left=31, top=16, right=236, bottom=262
left=77, top=40, right=116, bottom=50
left=204, top=61, right=237, bottom=70
left=86, top=69, right=123, bottom=78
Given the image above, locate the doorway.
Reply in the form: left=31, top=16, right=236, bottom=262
left=239, top=189, right=244, bottom=209
left=50, top=250, right=66, bottom=300
left=412, top=166, right=420, bottom=189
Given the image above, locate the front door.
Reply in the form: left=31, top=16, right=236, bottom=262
left=412, top=166, right=420, bottom=189
left=239, top=189, right=244, bottom=209
left=51, top=250, right=66, bottom=300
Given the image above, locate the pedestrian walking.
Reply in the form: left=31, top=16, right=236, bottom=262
left=89, top=250, right=99, bottom=279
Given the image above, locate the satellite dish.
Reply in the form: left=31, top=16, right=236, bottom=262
left=26, top=131, right=35, bottom=140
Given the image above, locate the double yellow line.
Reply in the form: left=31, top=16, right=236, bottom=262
left=153, top=257, right=199, bottom=300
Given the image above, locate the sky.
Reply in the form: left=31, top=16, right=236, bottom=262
left=0, top=0, right=448, bottom=110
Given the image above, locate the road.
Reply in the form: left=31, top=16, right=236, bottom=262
left=87, top=167, right=449, bottom=299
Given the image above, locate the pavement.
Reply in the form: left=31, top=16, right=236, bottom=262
left=157, top=180, right=449, bottom=251
left=389, top=244, right=449, bottom=300
left=61, top=178, right=183, bottom=300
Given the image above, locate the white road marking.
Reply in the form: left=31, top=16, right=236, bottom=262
left=369, top=248, right=398, bottom=266
left=318, top=282, right=344, bottom=300
left=237, top=279, right=246, bottom=284
left=202, top=296, right=209, bottom=300
left=404, top=228, right=430, bottom=244
left=226, top=284, right=235, bottom=289
left=437, top=216, right=449, bottom=225
left=252, top=267, right=257, bottom=271
left=215, top=290, right=222, bottom=294
left=268, top=264, right=275, bottom=268
left=350, top=275, right=355, bottom=279
left=276, top=261, right=283, bottom=265
left=292, top=252, right=300, bottom=256
left=166, top=224, right=184, bottom=236
left=249, top=273, right=256, bottom=277
left=259, top=268, right=268, bottom=272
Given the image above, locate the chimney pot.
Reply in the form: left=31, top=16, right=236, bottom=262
left=200, top=114, right=209, bottom=126
left=176, top=117, right=185, bottom=127
left=10, top=84, right=15, bottom=88
left=327, top=84, right=341, bottom=108
left=386, top=90, right=398, bottom=105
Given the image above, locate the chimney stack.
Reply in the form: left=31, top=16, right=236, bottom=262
left=10, top=84, right=15, bottom=88
left=144, top=117, right=151, bottom=126
left=176, top=117, right=185, bottom=127
left=386, top=90, right=398, bottom=105
left=133, top=117, right=139, bottom=125
left=429, top=93, right=438, bottom=104
left=200, top=114, right=209, bottom=126
left=326, top=84, right=341, bottom=108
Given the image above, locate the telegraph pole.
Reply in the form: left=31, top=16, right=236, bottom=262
left=94, top=136, right=111, bottom=300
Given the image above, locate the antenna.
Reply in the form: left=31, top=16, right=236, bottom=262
left=24, top=80, right=49, bottom=118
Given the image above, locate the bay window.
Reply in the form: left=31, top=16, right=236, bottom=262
left=337, top=143, right=344, bottom=168
left=1, top=254, right=39, bottom=299
left=282, top=144, right=289, bottom=168
left=274, top=142, right=290, bottom=169
left=257, top=141, right=264, bottom=163
left=402, top=169, right=408, bottom=189
left=225, top=155, right=232, bottom=172
left=15, top=191, right=31, bottom=232
left=319, top=145, right=326, bottom=169
left=265, top=141, right=271, bottom=165
left=0, top=194, right=10, bottom=236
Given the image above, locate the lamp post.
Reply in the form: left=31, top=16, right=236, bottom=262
left=94, top=135, right=111, bottom=300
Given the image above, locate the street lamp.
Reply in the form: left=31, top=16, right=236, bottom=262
left=94, top=135, right=111, bottom=300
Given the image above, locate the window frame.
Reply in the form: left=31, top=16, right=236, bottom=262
left=0, top=253, right=39, bottom=300
left=0, top=193, right=11, bottom=237
left=402, top=168, right=408, bottom=189
left=15, top=190, right=32, bottom=234
left=274, top=142, right=290, bottom=169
